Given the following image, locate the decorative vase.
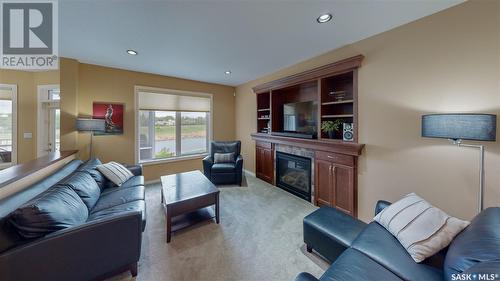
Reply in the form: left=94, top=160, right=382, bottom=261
left=328, top=131, right=334, bottom=139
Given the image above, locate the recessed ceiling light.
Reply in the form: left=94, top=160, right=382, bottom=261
left=126, top=49, right=138, bottom=55
left=317, top=13, right=332, bottom=23
left=225, top=71, right=231, bottom=75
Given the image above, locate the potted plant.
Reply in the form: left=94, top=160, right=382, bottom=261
left=321, top=119, right=343, bottom=139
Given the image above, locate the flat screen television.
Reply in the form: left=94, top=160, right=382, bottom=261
left=283, top=101, right=317, bottom=136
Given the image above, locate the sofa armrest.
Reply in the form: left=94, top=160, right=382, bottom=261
left=294, top=272, right=320, bottom=281
left=375, top=200, right=391, bottom=216
left=0, top=212, right=142, bottom=281
left=202, top=156, right=213, bottom=179
left=235, top=155, right=244, bottom=171
left=125, top=164, right=143, bottom=176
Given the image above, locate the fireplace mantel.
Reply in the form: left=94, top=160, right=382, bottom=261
left=251, top=133, right=364, bottom=156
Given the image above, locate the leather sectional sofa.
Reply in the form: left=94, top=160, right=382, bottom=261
left=0, top=158, right=146, bottom=281
left=297, top=201, right=500, bottom=281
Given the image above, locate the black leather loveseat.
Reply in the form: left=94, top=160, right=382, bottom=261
left=0, top=158, right=146, bottom=281
left=297, top=202, right=500, bottom=281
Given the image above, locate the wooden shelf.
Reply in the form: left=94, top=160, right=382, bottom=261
left=322, top=100, right=354, bottom=105
left=322, top=114, right=354, bottom=118
left=257, top=108, right=270, bottom=112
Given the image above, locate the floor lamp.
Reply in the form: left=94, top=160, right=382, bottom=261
left=421, top=113, right=497, bottom=213
left=76, top=118, right=105, bottom=158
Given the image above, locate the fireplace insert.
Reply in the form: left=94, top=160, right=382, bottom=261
left=276, top=152, right=311, bottom=201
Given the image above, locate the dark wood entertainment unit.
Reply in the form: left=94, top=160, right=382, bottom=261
left=251, top=55, right=365, bottom=217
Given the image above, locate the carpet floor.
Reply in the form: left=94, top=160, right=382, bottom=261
left=110, top=174, right=328, bottom=281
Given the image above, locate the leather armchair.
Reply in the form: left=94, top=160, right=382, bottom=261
left=203, top=141, right=243, bottom=185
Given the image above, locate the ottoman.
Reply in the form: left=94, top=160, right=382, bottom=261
left=303, top=206, right=366, bottom=263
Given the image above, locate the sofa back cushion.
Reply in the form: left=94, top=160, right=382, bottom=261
left=444, top=207, right=500, bottom=280
left=0, top=159, right=82, bottom=253
left=210, top=141, right=240, bottom=160
left=54, top=171, right=101, bottom=210
left=8, top=187, right=88, bottom=239
left=77, top=158, right=110, bottom=190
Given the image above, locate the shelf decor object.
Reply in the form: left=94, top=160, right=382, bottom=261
left=76, top=118, right=105, bottom=157
left=421, top=113, right=497, bottom=212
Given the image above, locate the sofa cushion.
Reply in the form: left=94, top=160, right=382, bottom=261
left=374, top=193, right=469, bottom=263
left=351, top=222, right=443, bottom=281
left=55, top=171, right=101, bottom=210
left=92, top=185, right=145, bottom=212
left=318, top=248, right=403, bottom=281
left=444, top=207, right=500, bottom=280
left=211, top=163, right=236, bottom=173
left=88, top=200, right=146, bottom=231
left=8, top=187, right=88, bottom=239
left=77, top=158, right=110, bottom=190
left=97, top=162, right=134, bottom=186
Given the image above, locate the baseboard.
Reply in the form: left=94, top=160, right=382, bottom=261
left=145, top=179, right=161, bottom=185
left=244, top=169, right=256, bottom=177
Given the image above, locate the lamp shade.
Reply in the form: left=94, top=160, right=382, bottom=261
left=422, top=114, right=496, bottom=141
left=76, top=118, right=105, bottom=132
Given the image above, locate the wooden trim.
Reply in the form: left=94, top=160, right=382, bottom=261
left=252, top=55, right=364, bottom=93
left=0, top=150, right=78, bottom=190
left=251, top=133, right=363, bottom=156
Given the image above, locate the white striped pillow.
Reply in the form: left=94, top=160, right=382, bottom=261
left=96, top=162, right=134, bottom=187
left=374, top=193, right=469, bottom=263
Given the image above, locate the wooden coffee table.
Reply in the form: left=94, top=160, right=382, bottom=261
left=160, top=170, right=220, bottom=243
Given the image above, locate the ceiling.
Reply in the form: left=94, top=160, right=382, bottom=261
left=59, top=0, right=464, bottom=86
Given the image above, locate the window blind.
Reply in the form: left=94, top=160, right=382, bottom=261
left=138, top=91, right=211, bottom=112
left=0, top=89, right=12, bottom=101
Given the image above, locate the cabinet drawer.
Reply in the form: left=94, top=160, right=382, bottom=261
left=256, top=141, right=272, bottom=149
left=315, top=151, right=354, bottom=167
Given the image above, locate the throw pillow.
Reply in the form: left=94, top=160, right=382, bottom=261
left=54, top=171, right=101, bottom=210
left=214, top=152, right=235, bottom=163
left=374, top=193, right=469, bottom=263
left=96, top=162, right=134, bottom=186
left=9, top=187, right=89, bottom=239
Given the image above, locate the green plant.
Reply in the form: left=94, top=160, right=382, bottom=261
left=321, top=119, right=343, bottom=133
left=155, top=148, right=174, bottom=158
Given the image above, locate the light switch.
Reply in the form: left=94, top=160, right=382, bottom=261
left=23, top=132, right=32, bottom=139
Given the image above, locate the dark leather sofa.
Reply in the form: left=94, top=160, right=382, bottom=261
left=0, top=158, right=146, bottom=281
left=297, top=202, right=500, bottom=281
left=203, top=141, right=243, bottom=185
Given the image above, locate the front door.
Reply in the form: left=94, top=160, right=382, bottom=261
left=37, top=85, right=60, bottom=157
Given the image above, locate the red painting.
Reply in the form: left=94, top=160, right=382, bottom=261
left=92, top=103, right=124, bottom=135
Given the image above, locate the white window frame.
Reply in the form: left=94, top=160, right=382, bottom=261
left=0, top=84, right=17, bottom=169
left=134, top=85, right=213, bottom=165
left=37, top=84, right=60, bottom=157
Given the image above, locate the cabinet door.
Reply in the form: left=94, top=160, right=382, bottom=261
left=256, top=147, right=273, bottom=184
left=332, top=164, right=355, bottom=216
left=315, top=159, right=332, bottom=207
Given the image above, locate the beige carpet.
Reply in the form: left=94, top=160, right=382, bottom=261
left=110, top=173, right=328, bottom=281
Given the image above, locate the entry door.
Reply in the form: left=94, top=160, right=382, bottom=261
left=37, top=86, right=60, bottom=157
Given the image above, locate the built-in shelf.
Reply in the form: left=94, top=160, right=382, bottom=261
left=321, top=100, right=354, bottom=105
left=257, top=117, right=270, bottom=120
left=257, top=108, right=270, bottom=112
left=322, top=114, right=354, bottom=118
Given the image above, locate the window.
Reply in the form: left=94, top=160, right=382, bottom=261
left=0, top=85, right=17, bottom=168
left=136, top=87, right=212, bottom=163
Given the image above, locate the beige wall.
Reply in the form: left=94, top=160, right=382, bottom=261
left=235, top=0, right=500, bottom=221
left=0, top=69, right=59, bottom=163
left=60, top=61, right=235, bottom=181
